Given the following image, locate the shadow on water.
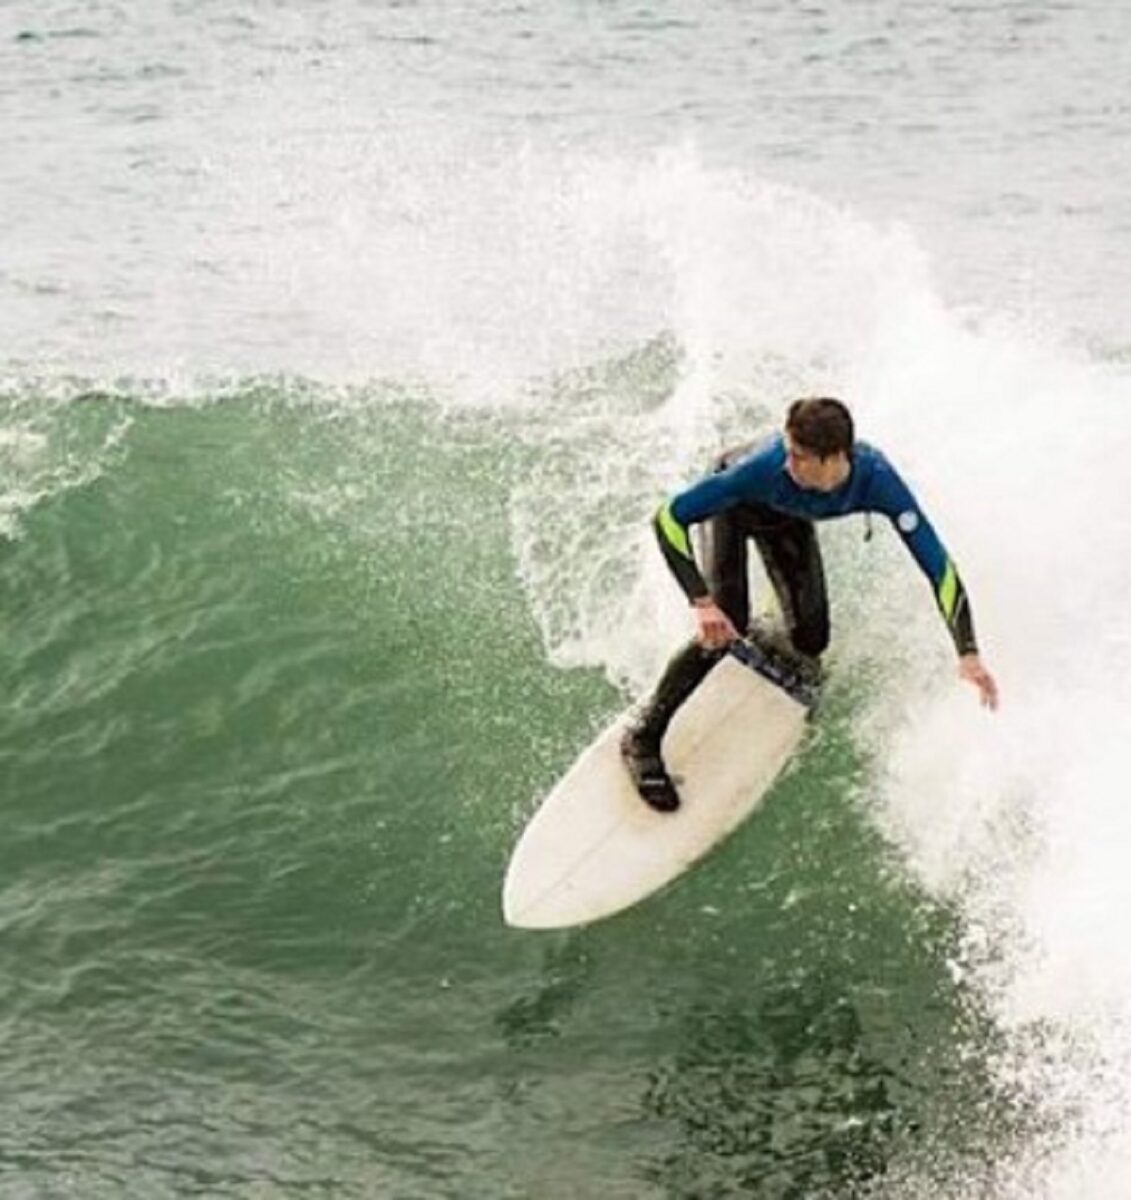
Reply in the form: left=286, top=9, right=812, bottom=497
left=642, top=979, right=902, bottom=1199
left=494, top=937, right=594, bottom=1046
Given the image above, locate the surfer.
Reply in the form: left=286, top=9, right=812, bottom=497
left=622, top=397, right=999, bottom=812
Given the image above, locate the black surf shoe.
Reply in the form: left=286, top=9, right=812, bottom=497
left=619, top=727, right=680, bottom=813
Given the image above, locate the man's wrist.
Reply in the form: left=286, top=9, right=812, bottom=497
left=691, top=595, right=715, bottom=609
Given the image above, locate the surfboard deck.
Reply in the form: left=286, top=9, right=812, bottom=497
left=502, top=639, right=815, bottom=930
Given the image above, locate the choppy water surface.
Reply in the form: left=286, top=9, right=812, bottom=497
left=2, top=3, right=1130, bottom=1197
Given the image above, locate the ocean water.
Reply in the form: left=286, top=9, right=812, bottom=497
left=2, top=2, right=1130, bottom=1197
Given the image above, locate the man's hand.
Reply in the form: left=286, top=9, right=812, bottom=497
left=959, top=654, right=999, bottom=711
left=692, top=598, right=739, bottom=650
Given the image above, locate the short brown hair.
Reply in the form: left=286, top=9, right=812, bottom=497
left=785, top=397, right=854, bottom=459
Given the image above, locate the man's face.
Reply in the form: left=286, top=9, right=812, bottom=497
left=784, top=433, right=850, bottom=491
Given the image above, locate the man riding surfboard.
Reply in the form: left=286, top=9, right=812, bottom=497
left=622, top=397, right=999, bottom=812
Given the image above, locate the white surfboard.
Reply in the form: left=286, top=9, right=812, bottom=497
left=502, top=642, right=813, bottom=929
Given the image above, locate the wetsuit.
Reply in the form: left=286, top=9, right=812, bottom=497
left=628, top=434, right=978, bottom=759
left=655, top=433, right=978, bottom=656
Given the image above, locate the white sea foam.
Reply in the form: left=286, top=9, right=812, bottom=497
left=0, top=395, right=133, bottom=538
left=861, top=262, right=1131, bottom=1199
left=506, top=149, right=1131, bottom=1197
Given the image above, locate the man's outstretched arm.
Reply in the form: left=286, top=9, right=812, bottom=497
left=873, top=462, right=999, bottom=709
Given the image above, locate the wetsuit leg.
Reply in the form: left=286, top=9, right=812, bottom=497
left=626, top=639, right=722, bottom=746
left=700, top=504, right=751, bottom=633
left=746, top=510, right=829, bottom=658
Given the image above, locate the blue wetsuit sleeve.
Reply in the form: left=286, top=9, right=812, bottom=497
left=870, top=458, right=978, bottom=655
left=653, top=447, right=777, bottom=602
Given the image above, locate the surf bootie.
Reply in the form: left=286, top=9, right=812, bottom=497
left=619, top=726, right=680, bottom=813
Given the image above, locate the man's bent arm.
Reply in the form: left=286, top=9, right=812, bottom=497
left=653, top=499, right=710, bottom=601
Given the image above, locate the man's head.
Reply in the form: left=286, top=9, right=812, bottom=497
left=783, top=397, right=854, bottom=491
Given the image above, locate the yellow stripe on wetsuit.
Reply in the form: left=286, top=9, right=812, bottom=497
left=656, top=500, right=693, bottom=559
left=937, top=558, right=958, bottom=621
